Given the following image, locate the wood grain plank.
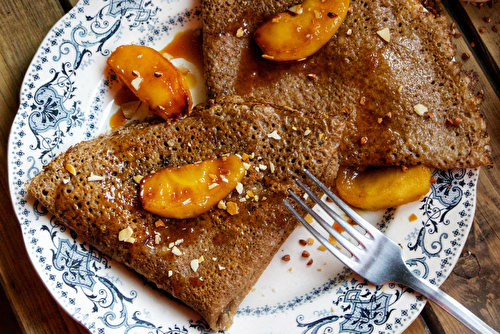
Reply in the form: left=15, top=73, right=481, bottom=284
left=0, top=0, right=88, bottom=333
left=461, top=1, right=500, bottom=76
left=442, top=0, right=500, bottom=97
left=424, top=5, right=500, bottom=334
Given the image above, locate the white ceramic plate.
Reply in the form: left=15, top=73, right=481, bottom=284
left=8, top=0, right=478, bottom=333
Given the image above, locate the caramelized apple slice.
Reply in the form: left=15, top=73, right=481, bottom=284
left=140, top=155, right=245, bottom=219
left=254, top=0, right=350, bottom=62
left=107, top=45, right=192, bottom=121
left=335, top=166, right=432, bottom=211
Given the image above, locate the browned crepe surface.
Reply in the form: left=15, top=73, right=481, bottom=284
left=202, top=0, right=491, bottom=169
left=26, top=96, right=345, bottom=330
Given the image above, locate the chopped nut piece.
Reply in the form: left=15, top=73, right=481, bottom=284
left=413, top=104, right=428, bottom=116
left=168, top=270, right=173, bottom=277
left=175, top=239, right=183, bottom=245
left=258, top=164, right=267, bottom=170
left=267, top=130, right=281, bottom=140
left=454, top=32, right=462, bottom=38
left=385, top=112, right=392, bottom=118
left=483, top=17, right=491, bottom=23
left=270, top=162, right=275, bottom=173
left=376, top=28, right=390, bottom=42
left=493, top=26, right=498, bottom=33
left=359, top=96, right=366, bottom=105
left=133, top=175, right=143, bottom=184
left=461, top=52, right=470, bottom=61
left=479, top=26, right=486, bottom=33
left=236, top=182, right=244, bottom=194
left=131, top=77, right=143, bottom=90
left=299, top=239, right=307, bottom=246
left=307, top=259, right=314, bottom=266
left=154, top=71, right=163, bottom=77
left=377, top=118, right=383, bottom=124
left=243, top=162, right=251, bottom=170
left=304, top=128, right=312, bottom=136
left=288, top=4, right=303, bottom=14
left=236, top=27, right=244, bottom=38
left=171, top=246, right=182, bottom=256
left=226, top=201, right=239, bottom=215
left=217, top=200, right=227, bottom=210
left=155, top=219, right=165, bottom=227
left=167, top=139, right=176, bottom=147
left=88, top=172, right=105, bottom=182
left=401, top=165, right=408, bottom=172
left=302, top=250, right=310, bottom=258
left=208, top=183, right=219, bottom=190
left=190, top=259, right=199, bottom=272
left=262, top=54, right=275, bottom=60
left=218, top=264, right=226, bottom=270
left=360, top=137, right=368, bottom=145
left=446, top=118, right=454, bottom=125
left=346, top=28, right=352, bottom=36
left=282, top=254, right=291, bottom=261
left=155, top=234, right=161, bottom=244
left=118, top=226, right=134, bottom=242
left=65, top=164, right=76, bottom=176
left=454, top=118, right=463, bottom=125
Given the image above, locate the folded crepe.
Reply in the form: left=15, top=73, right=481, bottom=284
left=202, top=0, right=491, bottom=169
left=26, top=96, right=345, bottom=330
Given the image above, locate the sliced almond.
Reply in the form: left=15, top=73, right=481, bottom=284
left=131, top=77, right=143, bottom=91
left=377, top=28, right=391, bottom=42
left=118, top=226, right=134, bottom=241
left=413, top=104, right=428, bottom=116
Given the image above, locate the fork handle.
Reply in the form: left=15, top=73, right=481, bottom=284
left=400, top=273, right=498, bottom=334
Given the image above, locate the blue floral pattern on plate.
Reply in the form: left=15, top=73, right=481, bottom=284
left=8, top=0, right=478, bottom=333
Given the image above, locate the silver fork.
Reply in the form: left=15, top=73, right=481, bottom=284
left=284, top=169, right=498, bottom=334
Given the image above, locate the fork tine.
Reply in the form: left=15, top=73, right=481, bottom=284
left=295, top=178, right=370, bottom=248
left=286, top=189, right=365, bottom=260
left=283, top=199, right=358, bottom=268
left=302, top=169, right=380, bottom=237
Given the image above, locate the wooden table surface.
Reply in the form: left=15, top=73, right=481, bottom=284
left=0, top=0, right=499, bottom=333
